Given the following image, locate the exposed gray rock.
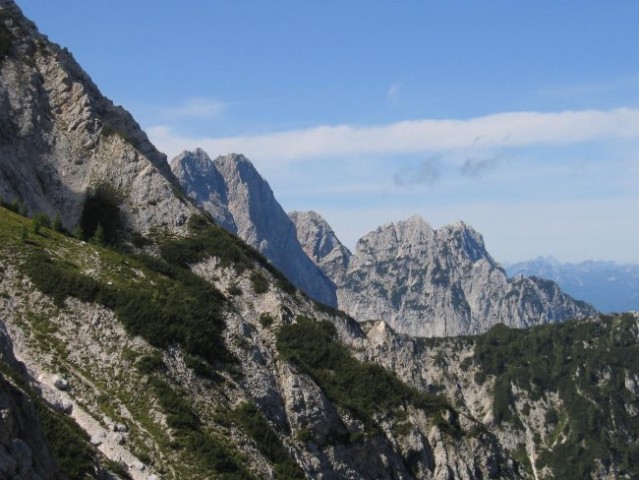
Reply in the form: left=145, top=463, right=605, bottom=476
left=294, top=213, right=597, bottom=337
left=0, top=333, right=60, bottom=479
left=0, top=0, right=196, bottom=235
left=289, top=210, right=352, bottom=285
left=171, top=150, right=337, bottom=306
left=52, top=375, right=68, bottom=391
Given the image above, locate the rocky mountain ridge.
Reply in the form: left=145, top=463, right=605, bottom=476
left=172, top=150, right=596, bottom=337
left=291, top=214, right=597, bottom=336
left=0, top=206, right=636, bottom=479
left=0, top=0, right=195, bottom=239
left=171, top=149, right=337, bottom=306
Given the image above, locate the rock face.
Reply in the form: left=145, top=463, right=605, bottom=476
left=292, top=213, right=597, bottom=337
left=289, top=210, right=352, bottom=285
left=0, top=0, right=194, bottom=235
left=0, top=326, right=59, bottom=480
left=171, top=150, right=337, bottom=306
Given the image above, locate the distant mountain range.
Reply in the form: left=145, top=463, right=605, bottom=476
left=506, top=257, right=639, bottom=313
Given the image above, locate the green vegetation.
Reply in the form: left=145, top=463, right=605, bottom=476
left=259, top=313, right=274, bottom=328
left=159, top=215, right=296, bottom=294
left=233, top=402, right=305, bottom=479
left=276, top=316, right=455, bottom=433
left=31, top=212, right=50, bottom=234
left=474, top=315, right=639, bottom=479
left=22, top=248, right=232, bottom=366
left=0, top=360, right=99, bottom=480
left=148, top=376, right=254, bottom=478
left=250, top=271, right=269, bottom=294
left=35, top=400, right=98, bottom=479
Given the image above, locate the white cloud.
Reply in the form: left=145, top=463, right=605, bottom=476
left=148, top=108, right=639, bottom=162
left=164, top=97, right=225, bottom=119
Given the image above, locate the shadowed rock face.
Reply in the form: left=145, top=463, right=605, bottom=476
left=171, top=150, right=338, bottom=306
left=292, top=213, right=597, bottom=337
left=0, top=0, right=195, bottom=234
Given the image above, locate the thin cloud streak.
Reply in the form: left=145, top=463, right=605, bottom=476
left=164, top=97, right=225, bottom=119
left=148, top=108, right=639, bottom=162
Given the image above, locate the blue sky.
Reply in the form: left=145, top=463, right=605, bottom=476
left=20, top=0, right=639, bottom=264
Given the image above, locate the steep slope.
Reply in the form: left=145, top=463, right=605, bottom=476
left=363, top=313, right=639, bottom=480
left=507, top=257, right=639, bottom=313
left=0, top=205, right=519, bottom=480
left=292, top=213, right=596, bottom=337
left=1, top=205, right=635, bottom=479
left=171, top=150, right=337, bottom=306
left=0, top=0, right=194, bottom=238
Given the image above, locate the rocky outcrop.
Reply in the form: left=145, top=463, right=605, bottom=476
left=293, top=213, right=597, bottom=337
left=0, top=0, right=195, bottom=235
left=0, top=374, right=56, bottom=480
left=289, top=210, right=352, bottom=285
left=171, top=150, right=337, bottom=306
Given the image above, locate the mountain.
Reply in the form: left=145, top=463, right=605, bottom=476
left=288, top=210, right=352, bottom=285
left=0, top=0, right=195, bottom=241
left=0, top=2, right=635, bottom=479
left=1, top=205, right=637, bottom=480
left=506, top=257, right=639, bottom=313
left=291, top=213, right=597, bottom=337
left=173, top=151, right=595, bottom=337
left=171, top=149, right=337, bottom=306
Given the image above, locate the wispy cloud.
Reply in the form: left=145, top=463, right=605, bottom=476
left=394, top=157, right=442, bottom=186
left=148, top=108, right=639, bottom=162
left=164, top=97, right=225, bottom=119
left=460, top=153, right=506, bottom=178
left=387, top=82, right=402, bottom=104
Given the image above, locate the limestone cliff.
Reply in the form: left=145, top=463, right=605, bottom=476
left=0, top=0, right=195, bottom=236
left=291, top=213, right=597, bottom=337
left=171, top=150, right=337, bottom=306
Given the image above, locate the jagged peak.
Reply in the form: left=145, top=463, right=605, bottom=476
left=171, top=148, right=212, bottom=164
left=289, top=209, right=330, bottom=227
left=214, top=152, right=253, bottom=167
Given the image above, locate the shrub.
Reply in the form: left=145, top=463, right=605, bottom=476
left=227, top=283, right=242, bottom=296
left=250, top=271, right=269, bottom=294
left=233, top=402, right=305, bottom=479
left=23, top=250, right=232, bottom=366
left=276, top=316, right=455, bottom=431
left=31, top=212, right=50, bottom=234
left=259, top=313, right=274, bottom=328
